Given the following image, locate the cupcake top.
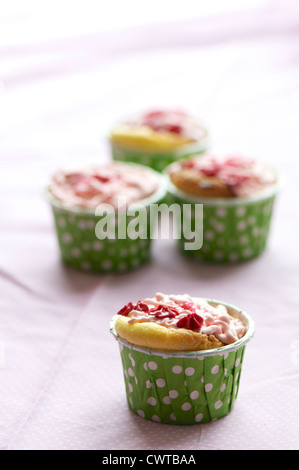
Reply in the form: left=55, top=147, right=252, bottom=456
left=110, top=109, right=208, bottom=151
left=115, top=292, right=246, bottom=351
left=48, top=162, right=160, bottom=210
left=168, top=153, right=277, bottom=198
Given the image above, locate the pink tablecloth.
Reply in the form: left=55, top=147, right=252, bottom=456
left=0, top=1, right=298, bottom=450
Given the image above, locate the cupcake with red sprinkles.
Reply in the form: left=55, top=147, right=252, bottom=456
left=166, top=152, right=282, bottom=262
left=45, top=162, right=166, bottom=273
left=109, top=109, right=209, bottom=172
left=111, top=293, right=255, bottom=424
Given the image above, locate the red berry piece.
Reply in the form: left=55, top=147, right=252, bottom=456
left=117, top=301, right=150, bottom=316
left=182, top=160, right=195, bottom=169
left=154, top=304, right=179, bottom=319
left=117, top=302, right=134, bottom=316
left=164, top=123, right=182, bottom=135
left=200, top=160, right=220, bottom=177
left=177, top=313, right=204, bottom=331
left=93, top=174, right=111, bottom=183
left=135, top=301, right=150, bottom=313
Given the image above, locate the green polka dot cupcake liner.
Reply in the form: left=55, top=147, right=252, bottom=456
left=45, top=171, right=167, bottom=274
left=110, top=301, right=255, bottom=424
left=110, top=139, right=209, bottom=173
left=166, top=172, right=283, bottom=263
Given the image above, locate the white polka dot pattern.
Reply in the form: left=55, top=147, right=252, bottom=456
left=52, top=208, right=153, bottom=273
left=174, top=194, right=276, bottom=263
left=119, top=342, right=246, bottom=425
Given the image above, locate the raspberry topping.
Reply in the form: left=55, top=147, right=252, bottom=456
left=93, top=174, right=111, bottom=183
left=115, top=293, right=247, bottom=345
left=117, top=301, right=149, bottom=316
left=154, top=304, right=179, bottom=319
left=180, top=155, right=262, bottom=190
left=164, top=124, right=182, bottom=134
left=117, top=298, right=204, bottom=331
left=181, top=160, right=195, bottom=169
left=117, top=302, right=134, bottom=316
left=200, top=160, right=220, bottom=177
left=140, top=110, right=185, bottom=135
left=177, top=313, right=204, bottom=331
left=136, top=301, right=150, bottom=313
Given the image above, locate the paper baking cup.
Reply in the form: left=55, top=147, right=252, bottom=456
left=166, top=170, right=283, bottom=263
left=45, top=167, right=167, bottom=273
left=110, top=301, right=255, bottom=424
left=110, top=138, right=209, bottom=173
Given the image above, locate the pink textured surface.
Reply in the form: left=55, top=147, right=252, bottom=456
left=0, top=1, right=298, bottom=450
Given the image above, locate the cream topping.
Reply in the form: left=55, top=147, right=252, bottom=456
left=48, top=162, right=160, bottom=210
left=119, top=293, right=246, bottom=345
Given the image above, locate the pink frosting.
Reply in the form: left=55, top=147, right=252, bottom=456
left=119, top=293, right=246, bottom=345
left=48, top=162, right=160, bottom=209
left=173, top=154, right=277, bottom=197
left=126, top=109, right=207, bottom=141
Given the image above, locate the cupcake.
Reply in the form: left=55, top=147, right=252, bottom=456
left=109, top=109, right=209, bottom=172
left=110, top=292, right=255, bottom=424
left=46, top=162, right=166, bottom=273
left=166, top=153, right=282, bottom=262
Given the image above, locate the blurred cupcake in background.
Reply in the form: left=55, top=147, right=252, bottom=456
left=166, top=153, right=283, bottom=263
left=109, top=109, right=209, bottom=172
left=46, top=162, right=166, bottom=273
